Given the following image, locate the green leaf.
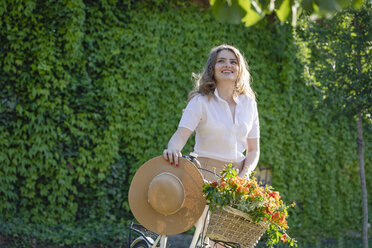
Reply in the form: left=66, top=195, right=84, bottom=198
left=275, top=0, right=291, bottom=21
left=336, top=0, right=352, bottom=8
left=318, top=0, right=340, bottom=14
left=212, top=0, right=247, bottom=24
left=352, top=0, right=364, bottom=8
left=241, top=1, right=265, bottom=26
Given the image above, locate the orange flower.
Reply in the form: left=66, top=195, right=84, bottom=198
left=237, top=186, right=248, bottom=194
left=279, top=214, right=287, bottom=225
left=220, top=181, right=227, bottom=188
left=272, top=212, right=280, bottom=220
left=281, top=233, right=289, bottom=242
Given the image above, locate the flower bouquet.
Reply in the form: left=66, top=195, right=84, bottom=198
left=203, top=164, right=297, bottom=248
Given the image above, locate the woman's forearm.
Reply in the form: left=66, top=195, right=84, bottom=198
left=163, top=127, right=193, bottom=166
left=239, top=138, right=260, bottom=178
left=239, top=150, right=260, bottom=178
left=167, top=127, right=192, bottom=151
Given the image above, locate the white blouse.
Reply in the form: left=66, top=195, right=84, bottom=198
left=178, top=89, right=259, bottom=163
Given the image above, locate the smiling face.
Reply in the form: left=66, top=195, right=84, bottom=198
left=214, top=49, right=239, bottom=84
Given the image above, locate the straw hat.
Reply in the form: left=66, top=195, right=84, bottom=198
left=129, top=156, right=206, bottom=235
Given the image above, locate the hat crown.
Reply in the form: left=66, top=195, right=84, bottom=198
left=148, top=172, right=185, bottom=216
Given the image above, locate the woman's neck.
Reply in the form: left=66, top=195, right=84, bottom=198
left=216, top=82, right=235, bottom=103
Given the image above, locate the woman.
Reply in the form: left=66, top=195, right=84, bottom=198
left=163, top=44, right=260, bottom=181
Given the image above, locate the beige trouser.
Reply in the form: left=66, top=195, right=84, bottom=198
left=197, top=157, right=244, bottom=182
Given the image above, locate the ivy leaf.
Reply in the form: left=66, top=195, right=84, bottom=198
left=318, top=0, right=340, bottom=14
left=352, top=0, right=364, bottom=8
left=336, top=0, right=352, bottom=8
left=241, top=0, right=265, bottom=26
left=211, top=0, right=247, bottom=24
left=275, top=0, right=291, bottom=22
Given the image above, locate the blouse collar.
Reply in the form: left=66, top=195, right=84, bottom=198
left=214, top=88, right=240, bottom=104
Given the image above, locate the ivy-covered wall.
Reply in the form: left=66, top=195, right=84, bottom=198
left=0, top=0, right=370, bottom=245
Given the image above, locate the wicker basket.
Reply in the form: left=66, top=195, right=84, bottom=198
left=206, top=206, right=268, bottom=248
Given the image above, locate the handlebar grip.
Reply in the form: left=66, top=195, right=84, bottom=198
left=189, top=152, right=198, bottom=159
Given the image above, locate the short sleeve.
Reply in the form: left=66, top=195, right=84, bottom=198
left=178, top=95, right=202, bottom=132
left=247, top=101, right=260, bottom=138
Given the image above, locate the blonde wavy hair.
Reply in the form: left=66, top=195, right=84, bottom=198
left=188, top=44, right=255, bottom=101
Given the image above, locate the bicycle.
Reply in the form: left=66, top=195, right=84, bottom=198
left=128, top=154, right=242, bottom=248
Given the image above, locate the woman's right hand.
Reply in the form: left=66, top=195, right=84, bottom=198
left=163, top=127, right=193, bottom=168
left=163, top=148, right=182, bottom=167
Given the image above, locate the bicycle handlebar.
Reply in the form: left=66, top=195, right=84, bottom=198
left=182, top=155, right=222, bottom=182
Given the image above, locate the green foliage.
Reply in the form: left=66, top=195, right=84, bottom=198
left=0, top=0, right=130, bottom=224
left=256, top=237, right=372, bottom=248
left=296, top=5, right=371, bottom=246
left=0, top=0, right=371, bottom=246
left=297, top=2, right=371, bottom=116
left=209, top=0, right=367, bottom=27
left=0, top=219, right=128, bottom=247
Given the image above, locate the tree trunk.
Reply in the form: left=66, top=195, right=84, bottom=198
left=357, top=113, right=368, bottom=248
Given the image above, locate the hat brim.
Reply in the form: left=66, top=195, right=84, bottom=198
left=129, top=156, right=206, bottom=235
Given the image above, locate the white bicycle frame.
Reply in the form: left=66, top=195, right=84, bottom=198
left=189, top=205, right=210, bottom=248
left=151, top=235, right=168, bottom=248
left=149, top=205, right=210, bottom=248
